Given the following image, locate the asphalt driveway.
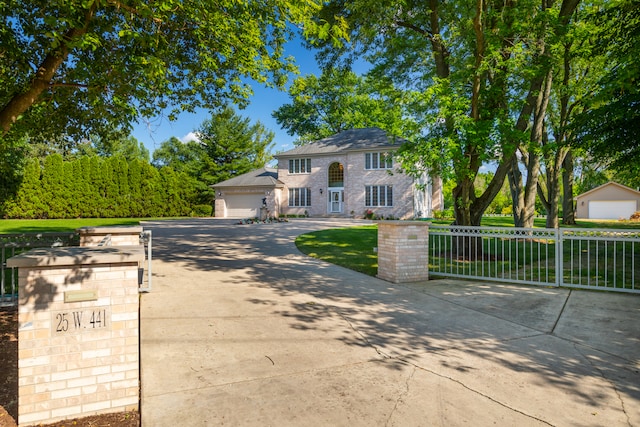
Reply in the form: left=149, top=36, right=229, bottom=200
left=139, top=218, right=640, bottom=426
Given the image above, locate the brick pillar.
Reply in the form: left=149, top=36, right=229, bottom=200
left=7, top=246, right=144, bottom=426
left=77, top=226, right=143, bottom=247
left=376, top=221, right=429, bottom=283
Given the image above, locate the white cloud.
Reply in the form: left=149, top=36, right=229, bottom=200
left=180, top=132, right=200, bottom=143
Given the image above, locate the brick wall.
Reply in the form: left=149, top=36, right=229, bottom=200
left=277, top=151, right=415, bottom=219
left=377, top=221, right=429, bottom=283
left=7, top=246, right=144, bottom=426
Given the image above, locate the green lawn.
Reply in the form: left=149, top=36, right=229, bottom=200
left=0, top=218, right=173, bottom=233
left=295, top=225, right=379, bottom=276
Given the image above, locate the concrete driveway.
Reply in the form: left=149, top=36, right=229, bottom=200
left=139, top=219, right=640, bottom=426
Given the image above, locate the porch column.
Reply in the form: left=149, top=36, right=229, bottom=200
left=376, top=221, right=429, bottom=283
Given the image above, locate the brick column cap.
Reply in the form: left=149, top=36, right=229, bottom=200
left=374, top=220, right=430, bottom=227
left=76, top=225, right=143, bottom=235
left=7, top=245, right=145, bottom=268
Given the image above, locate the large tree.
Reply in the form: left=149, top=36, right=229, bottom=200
left=0, top=0, right=321, bottom=144
left=197, top=107, right=274, bottom=185
left=573, top=0, right=640, bottom=174
left=152, top=136, right=205, bottom=177
left=91, top=133, right=150, bottom=162
left=307, top=0, right=580, bottom=227
left=152, top=136, right=210, bottom=204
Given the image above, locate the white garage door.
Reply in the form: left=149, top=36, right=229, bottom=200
left=589, top=200, right=637, bottom=219
left=225, top=194, right=263, bottom=218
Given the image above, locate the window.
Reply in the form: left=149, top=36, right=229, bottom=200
left=365, top=152, right=393, bottom=170
left=365, top=185, right=393, bottom=207
left=289, top=188, right=312, bottom=207
left=328, top=162, right=344, bottom=187
left=289, top=158, right=311, bottom=174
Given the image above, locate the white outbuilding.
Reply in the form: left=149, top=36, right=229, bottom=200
left=575, top=181, right=640, bottom=220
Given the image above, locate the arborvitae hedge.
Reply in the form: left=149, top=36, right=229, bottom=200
left=2, top=154, right=202, bottom=219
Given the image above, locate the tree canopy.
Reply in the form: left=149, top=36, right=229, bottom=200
left=197, top=106, right=274, bottom=185
left=573, top=0, right=640, bottom=175
left=273, top=68, right=406, bottom=144
left=307, top=0, right=583, bottom=226
left=0, top=0, right=321, bottom=144
left=152, top=107, right=274, bottom=204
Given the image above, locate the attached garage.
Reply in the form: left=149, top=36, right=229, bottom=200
left=212, top=167, right=284, bottom=219
left=223, top=193, right=264, bottom=218
left=576, top=182, right=640, bottom=220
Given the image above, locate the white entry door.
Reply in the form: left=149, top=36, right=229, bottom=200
left=330, top=190, right=343, bottom=213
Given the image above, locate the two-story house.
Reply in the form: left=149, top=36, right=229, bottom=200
left=212, top=128, right=442, bottom=219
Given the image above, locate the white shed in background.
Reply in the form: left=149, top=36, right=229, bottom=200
left=575, top=182, right=640, bottom=220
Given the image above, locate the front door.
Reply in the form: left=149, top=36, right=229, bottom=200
left=330, top=190, right=343, bottom=213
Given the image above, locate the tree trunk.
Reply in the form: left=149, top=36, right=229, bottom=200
left=562, top=149, right=576, bottom=225
left=431, top=174, right=443, bottom=211
left=505, top=0, right=580, bottom=228
left=542, top=145, right=570, bottom=228
left=0, top=8, right=95, bottom=136
left=544, top=169, right=560, bottom=228
left=508, top=153, right=526, bottom=227
left=0, top=54, right=66, bottom=135
left=521, top=152, right=541, bottom=228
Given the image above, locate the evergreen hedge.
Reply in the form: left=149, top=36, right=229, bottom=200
left=2, top=154, right=203, bottom=219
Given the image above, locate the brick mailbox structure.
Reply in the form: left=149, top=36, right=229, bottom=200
left=376, top=221, right=429, bottom=283
left=7, top=245, right=144, bottom=426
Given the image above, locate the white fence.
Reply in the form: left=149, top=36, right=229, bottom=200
left=429, top=225, right=640, bottom=294
left=1, top=232, right=80, bottom=306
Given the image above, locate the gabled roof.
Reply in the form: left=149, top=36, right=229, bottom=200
left=576, top=181, right=640, bottom=199
left=211, top=167, right=284, bottom=188
left=275, top=127, right=406, bottom=158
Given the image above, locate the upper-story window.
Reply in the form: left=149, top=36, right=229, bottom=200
left=289, top=158, right=311, bottom=174
left=365, top=152, right=393, bottom=170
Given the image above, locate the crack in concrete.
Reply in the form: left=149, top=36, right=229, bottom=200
left=276, top=274, right=634, bottom=425
left=385, top=365, right=416, bottom=427
left=328, top=304, right=392, bottom=359
left=145, top=359, right=382, bottom=398
left=400, top=357, right=555, bottom=426
left=573, top=343, right=632, bottom=427
left=326, top=301, right=556, bottom=426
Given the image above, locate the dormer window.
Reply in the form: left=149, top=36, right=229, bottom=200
left=365, top=152, right=393, bottom=170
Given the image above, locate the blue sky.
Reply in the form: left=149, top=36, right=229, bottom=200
left=131, top=38, right=323, bottom=157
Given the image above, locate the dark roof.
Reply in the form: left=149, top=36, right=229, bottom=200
left=275, top=128, right=406, bottom=158
left=211, top=167, right=283, bottom=188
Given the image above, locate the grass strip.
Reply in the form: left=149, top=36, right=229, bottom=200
left=295, top=225, right=379, bottom=277
left=0, top=218, right=147, bottom=233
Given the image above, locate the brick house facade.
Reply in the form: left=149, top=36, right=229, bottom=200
left=213, top=128, right=442, bottom=219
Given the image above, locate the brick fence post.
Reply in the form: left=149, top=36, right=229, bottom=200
left=7, top=245, right=144, bottom=426
left=77, top=226, right=143, bottom=247
left=376, top=221, right=429, bottom=283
